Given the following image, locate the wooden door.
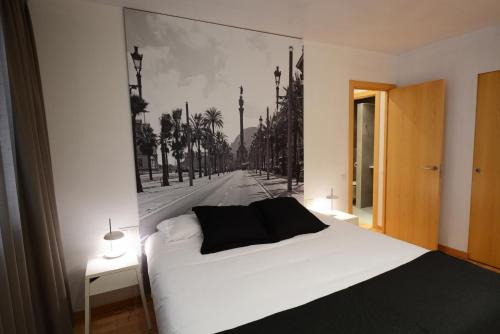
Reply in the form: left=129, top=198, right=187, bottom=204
left=385, top=80, right=445, bottom=250
left=468, top=71, right=500, bottom=268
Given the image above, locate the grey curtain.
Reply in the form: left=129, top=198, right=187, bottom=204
left=0, top=0, right=73, bottom=333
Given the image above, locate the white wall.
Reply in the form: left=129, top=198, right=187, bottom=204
left=303, top=40, right=397, bottom=210
left=396, top=25, right=500, bottom=251
left=30, top=0, right=499, bottom=311
left=29, top=0, right=139, bottom=310
left=29, top=0, right=399, bottom=310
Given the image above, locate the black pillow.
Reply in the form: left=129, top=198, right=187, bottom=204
left=250, top=197, right=328, bottom=241
left=192, top=205, right=272, bottom=254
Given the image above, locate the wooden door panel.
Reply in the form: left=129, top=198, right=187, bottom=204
left=468, top=71, right=500, bottom=268
left=385, top=80, right=445, bottom=250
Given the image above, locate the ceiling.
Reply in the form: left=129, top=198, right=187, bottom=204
left=88, top=0, right=500, bottom=54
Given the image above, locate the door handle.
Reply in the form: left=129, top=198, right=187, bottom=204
left=474, top=168, right=481, bottom=173
left=423, top=165, right=439, bottom=171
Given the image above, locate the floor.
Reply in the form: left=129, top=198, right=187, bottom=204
left=469, top=260, right=500, bottom=274
left=73, top=297, right=157, bottom=334
left=353, top=206, right=373, bottom=228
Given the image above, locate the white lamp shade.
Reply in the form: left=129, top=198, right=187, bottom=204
left=103, top=230, right=126, bottom=259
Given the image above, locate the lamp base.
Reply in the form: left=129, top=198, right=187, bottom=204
left=103, top=250, right=126, bottom=259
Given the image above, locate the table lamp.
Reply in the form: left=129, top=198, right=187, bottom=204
left=103, top=218, right=126, bottom=259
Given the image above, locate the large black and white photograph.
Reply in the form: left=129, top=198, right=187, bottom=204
left=124, top=8, right=304, bottom=236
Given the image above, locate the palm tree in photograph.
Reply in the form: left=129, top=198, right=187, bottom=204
left=201, top=127, right=211, bottom=179
left=191, top=113, right=205, bottom=178
left=268, top=113, right=277, bottom=173
left=274, top=95, right=290, bottom=176
left=202, top=126, right=215, bottom=180
left=260, top=123, right=268, bottom=174
left=214, top=131, right=227, bottom=176
left=160, top=113, right=173, bottom=186
left=249, top=118, right=269, bottom=175
left=203, top=107, right=223, bottom=174
left=129, top=95, right=148, bottom=192
left=281, top=77, right=304, bottom=183
left=249, top=132, right=259, bottom=173
left=220, top=140, right=232, bottom=173
left=182, top=121, right=194, bottom=183
left=293, top=75, right=304, bottom=183
left=138, top=124, right=157, bottom=181
left=170, top=108, right=186, bottom=182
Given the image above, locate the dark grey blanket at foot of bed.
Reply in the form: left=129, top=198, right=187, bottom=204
left=218, top=251, right=500, bottom=334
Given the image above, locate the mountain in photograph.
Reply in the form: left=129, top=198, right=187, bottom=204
left=230, top=127, right=257, bottom=161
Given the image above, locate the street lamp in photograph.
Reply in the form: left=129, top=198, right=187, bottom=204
left=130, top=46, right=143, bottom=98
left=274, top=66, right=286, bottom=111
left=273, top=65, right=285, bottom=183
left=129, top=45, right=144, bottom=193
left=259, top=115, right=263, bottom=176
left=185, top=102, right=193, bottom=187
left=266, top=107, right=270, bottom=180
left=287, top=46, right=294, bottom=193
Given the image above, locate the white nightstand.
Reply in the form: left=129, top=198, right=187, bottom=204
left=84, top=252, right=152, bottom=334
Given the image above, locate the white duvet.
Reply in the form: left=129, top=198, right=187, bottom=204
left=145, top=214, right=427, bottom=334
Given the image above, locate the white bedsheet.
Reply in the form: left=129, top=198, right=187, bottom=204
left=145, top=214, right=427, bottom=334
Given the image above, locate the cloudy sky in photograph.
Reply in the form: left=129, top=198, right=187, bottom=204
left=124, top=9, right=303, bottom=158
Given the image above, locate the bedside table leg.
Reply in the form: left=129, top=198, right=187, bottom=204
left=136, top=267, right=152, bottom=330
left=85, top=278, right=90, bottom=334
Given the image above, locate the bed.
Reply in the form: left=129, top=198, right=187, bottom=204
left=145, top=213, right=500, bottom=334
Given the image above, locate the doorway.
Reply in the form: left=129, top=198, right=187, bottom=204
left=353, top=92, right=376, bottom=228
left=348, top=81, right=395, bottom=231
left=348, top=80, right=445, bottom=250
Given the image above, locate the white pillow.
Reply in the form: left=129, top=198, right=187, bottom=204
left=156, top=214, right=201, bottom=241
